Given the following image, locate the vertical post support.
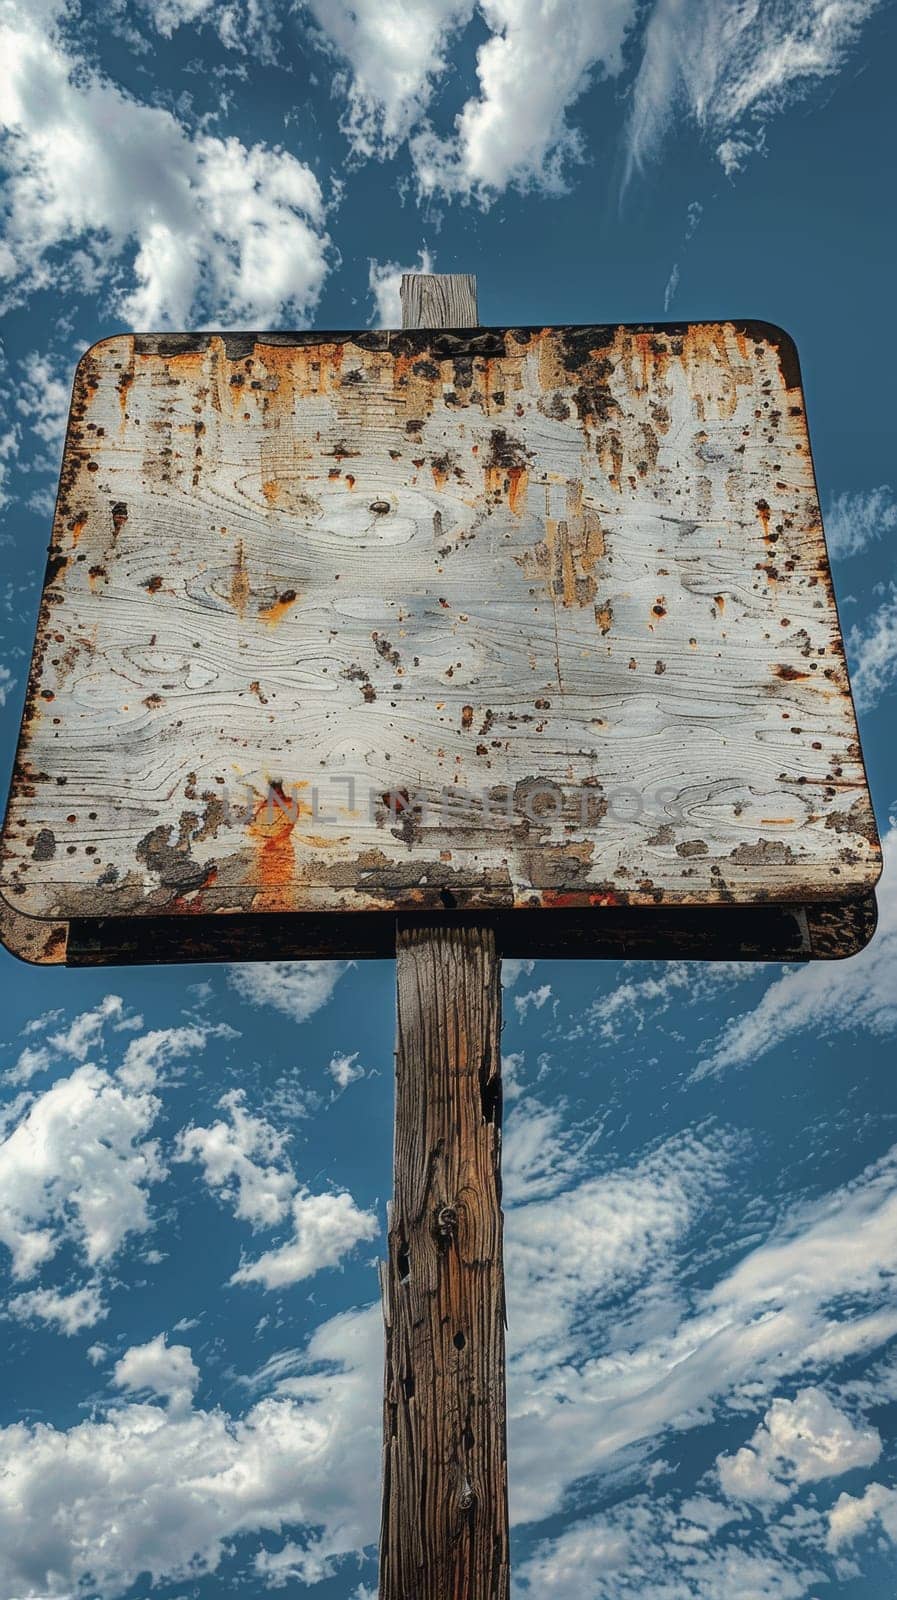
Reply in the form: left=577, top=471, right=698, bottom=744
left=379, top=272, right=510, bottom=1600
left=380, top=924, right=509, bottom=1600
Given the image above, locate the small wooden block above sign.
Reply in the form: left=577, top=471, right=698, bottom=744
left=0, top=321, right=880, bottom=964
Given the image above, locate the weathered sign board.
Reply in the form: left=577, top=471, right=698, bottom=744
left=0, top=277, right=882, bottom=1600
left=0, top=311, right=880, bottom=964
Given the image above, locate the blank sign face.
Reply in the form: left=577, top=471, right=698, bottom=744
left=0, top=322, right=881, bottom=958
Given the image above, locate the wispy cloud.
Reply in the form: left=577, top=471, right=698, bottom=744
left=848, top=586, right=897, bottom=712
left=694, top=827, right=893, bottom=1079
left=625, top=0, right=884, bottom=188
left=825, top=484, right=897, bottom=558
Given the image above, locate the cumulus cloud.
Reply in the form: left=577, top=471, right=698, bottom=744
left=367, top=245, right=434, bottom=327
left=0, top=1020, right=210, bottom=1280
left=7, top=1281, right=108, bottom=1335
left=16, top=350, right=70, bottom=451
left=0, top=1309, right=382, bottom=1597
left=695, top=827, right=894, bottom=1077
left=848, top=586, right=897, bottom=712
left=174, top=1088, right=295, bottom=1228
left=230, top=1187, right=379, bottom=1290
left=514, top=983, right=551, bottom=1020
left=0, top=1, right=331, bottom=326
left=4, top=1043, right=52, bottom=1086
left=825, top=484, right=897, bottom=559
left=227, top=960, right=351, bottom=1023
left=501, top=957, right=535, bottom=990
left=327, top=1051, right=365, bottom=1091
left=717, top=1388, right=881, bottom=1505
left=828, top=1479, right=897, bottom=1551
left=412, top=0, right=635, bottom=200
left=307, top=0, right=473, bottom=157
left=0, top=1062, right=166, bottom=1279
left=113, top=1333, right=200, bottom=1413
left=48, top=995, right=141, bottom=1062
left=625, top=0, right=883, bottom=186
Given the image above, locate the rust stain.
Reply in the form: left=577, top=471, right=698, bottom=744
left=230, top=541, right=250, bottom=616
left=516, top=506, right=606, bottom=608
left=259, top=589, right=298, bottom=626
left=69, top=516, right=87, bottom=547
left=247, top=782, right=308, bottom=909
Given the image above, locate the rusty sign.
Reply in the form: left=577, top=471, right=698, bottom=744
left=0, top=321, right=880, bottom=964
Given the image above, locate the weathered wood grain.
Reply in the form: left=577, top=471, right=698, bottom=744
left=401, top=273, right=478, bottom=329
left=0, top=322, right=881, bottom=935
left=381, top=922, right=508, bottom=1600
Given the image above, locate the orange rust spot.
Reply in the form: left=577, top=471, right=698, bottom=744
left=508, top=464, right=528, bottom=514
left=259, top=589, right=298, bottom=626
left=261, top=480, right=279, bottom=505
left=714, top=593, right=726, bottom=616
left=595, top=603, right=613, bottom=635
left=756, top=498, right=772, bottom=540
left=461, top=704, right=474, bottom=730
left=70, top=516, right=87, bottom=546
left=231, top=541, right=250, bottom=616
left=247, top=782, right=310, bottom=909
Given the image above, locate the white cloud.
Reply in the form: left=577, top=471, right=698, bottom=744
left=327, top=1051, right=365, bottom=1091
left=118, top=1023, right=213, bottom=1090
left=0, top=661, right=17, bottom=705
left=114, top=1334, right=200, bottom=1413
left=227, top=960, right=351, bottom=1024
left=7, top=1282, right=108, bottom=1335
left=501, top=957, right=535, bottom=990
left=17, top=350, right=70, bottom=449
left=626, top=0, right=883, bottom=185
left=515, top=1496, right=816, bottom=1600
left=0, top=1020, right=209, bottom=1280
left=825, top=484, right=897, bottom=559
left=0, top=1309, right=382, bottom=1597
left=828, top=1480, right=897, bottom=1551
left=367, top=245, right=434, bottom=327
left=306, top=0, right=475, bottom=158
left=717, top=1388, right=881, bottom=1505
left=695, top=827, right=894, bottom=1077
left=0, top=1, right=331, bottom=326
left=230, top=1188, right=379, bottom=1290
left=4, top=1043, right=52, bottom=1085
left=848, top=585, right=897, bottom=712
left=505, top=1131, right=897, bottom=1527
left=0, top=1062, right=165, bottom=1279
left=514, top=983, right=551, bottom=1020
left=174, top=1088, right=295, bottom=1228
left=412, top=0, right=635, bottom=200
left=48, top=995, right=141, bottom=1062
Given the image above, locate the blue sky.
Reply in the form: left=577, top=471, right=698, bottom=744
left=1, top=1, right=897, bottom=1596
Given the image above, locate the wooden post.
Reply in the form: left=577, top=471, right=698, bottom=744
left=379, top=274, right=510, bottom=1600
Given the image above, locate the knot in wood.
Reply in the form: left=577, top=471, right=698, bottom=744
left=369, top=499, right=391, bottom=514
left=458, top=1481, right=476, bottom=1512
left=434, top=1203, right=458, bottom=1241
